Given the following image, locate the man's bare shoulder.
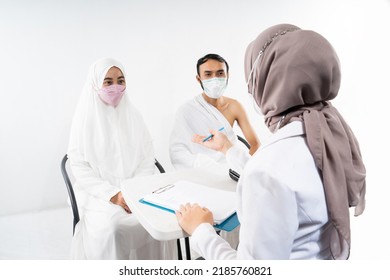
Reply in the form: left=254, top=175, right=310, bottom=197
left=224, top=96, right=245, bottom=112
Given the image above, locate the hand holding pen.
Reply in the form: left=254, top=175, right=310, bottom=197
left=202, top=127, right=225, bottom=142
left=192, top=127, right=233, bottom=154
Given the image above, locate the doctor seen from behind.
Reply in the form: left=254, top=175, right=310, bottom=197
left=176, top=24, right=366, bottom=260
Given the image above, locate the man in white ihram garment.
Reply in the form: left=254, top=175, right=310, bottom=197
left=67, top=57, right=176, bottom=259
left=170, top=53, right=260, bottom=169
left=169, top=54, right=260, bottom=256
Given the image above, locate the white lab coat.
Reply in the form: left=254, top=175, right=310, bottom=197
left=190, top=121, right=332, bottom=259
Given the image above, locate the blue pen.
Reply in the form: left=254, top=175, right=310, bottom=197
left=202, top=127, right=225, bottom=142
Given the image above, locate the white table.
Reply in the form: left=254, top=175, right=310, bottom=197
left=121, top=165, right=237, bottom=242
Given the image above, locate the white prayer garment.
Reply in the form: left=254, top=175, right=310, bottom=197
left=169, top=94, right=242, bottom=253
left=67, top=58, right=176, bottom=260
left=169, top=94, right=239, bottom=169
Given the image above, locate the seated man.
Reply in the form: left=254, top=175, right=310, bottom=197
left=170, top=53, right=260, bottom=170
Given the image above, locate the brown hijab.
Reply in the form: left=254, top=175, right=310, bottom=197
left=245, top=24, right=366, bottom=259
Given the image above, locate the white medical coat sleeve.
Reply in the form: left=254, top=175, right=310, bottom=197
left=191, top=223, right=237, bottom=260
left=237, top=170, right=298, bottom=259
left=190, top=169, right=298, bottom=260
left=225, top=145, right=250, bottom=174
left=70, top=160, right=120, bottom=202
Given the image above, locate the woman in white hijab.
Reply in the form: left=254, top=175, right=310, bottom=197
left=67, top=57, right=175, bottom=259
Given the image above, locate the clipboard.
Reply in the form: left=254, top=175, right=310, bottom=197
left=139, top=180, right=240, bottom=232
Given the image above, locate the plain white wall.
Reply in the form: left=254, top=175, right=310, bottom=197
left=0, top=0, right=389, bottom=259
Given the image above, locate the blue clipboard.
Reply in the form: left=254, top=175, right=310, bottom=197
left=214, top=212, right=239, bottom=232
left=139, top=198, right=240, bottom=232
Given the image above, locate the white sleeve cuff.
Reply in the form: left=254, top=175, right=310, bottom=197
left=190, top=223, right=237, bottom=260
left=226, top=145, right=250, bottom=174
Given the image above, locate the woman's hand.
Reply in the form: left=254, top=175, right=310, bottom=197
left=176, top=203, right=214, bottom=235
left=110, top=191, right=131, bottom=213
left=192, top=129, right=233, bottom=154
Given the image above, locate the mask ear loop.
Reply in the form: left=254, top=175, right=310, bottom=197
left=246, top=27, right=299, bottom=96
left=246, top=50, right=263, bottom=95
left=246, top=51, right=264, bottom=116
left=275, top=115, right=286, bottom=131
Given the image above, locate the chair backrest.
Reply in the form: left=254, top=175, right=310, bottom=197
left=61, top=156, right=187, bottom=259
left=154, top=158, right=166, bottom=174
left=61, top=155, right=166, bottom=235
left=237, top=135, right=251, bottom=150
left=61, top=154, right=80, bottom=235
left=229, top=135, right=251, bottom=182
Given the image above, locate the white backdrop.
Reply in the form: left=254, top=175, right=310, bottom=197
left=0, top=0, right=389, bottom=259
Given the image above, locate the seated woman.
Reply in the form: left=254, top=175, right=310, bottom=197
left=67, top=57, right=175, bottom=259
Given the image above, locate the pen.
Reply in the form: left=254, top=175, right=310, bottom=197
left=152, top=184, right=175, bottom=194
left=202, top=127, right=224, bottom=142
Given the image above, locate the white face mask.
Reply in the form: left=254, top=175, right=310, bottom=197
left=202, top=77, right=227, bottom=99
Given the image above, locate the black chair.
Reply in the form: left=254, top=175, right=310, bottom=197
left=61, top=154, right=190, bottom=260
left=154, top=158, right=166, bottom=174
left=154, top=158, right=191, bottom=260
left=229, top=135, right=251, bottom=182
left=61, top=154, right=80, bottom=235
left=237, top=135, right=251, bottom=150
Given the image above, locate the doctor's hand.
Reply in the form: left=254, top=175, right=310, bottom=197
left=176, top=203, right=214, bottom=235
left=110, top=191, right=131, bottom=214
left=192, top=129, right=233, bottom=155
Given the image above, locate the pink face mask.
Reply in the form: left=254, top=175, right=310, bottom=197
left=98, top=84, right=126, bottom=107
